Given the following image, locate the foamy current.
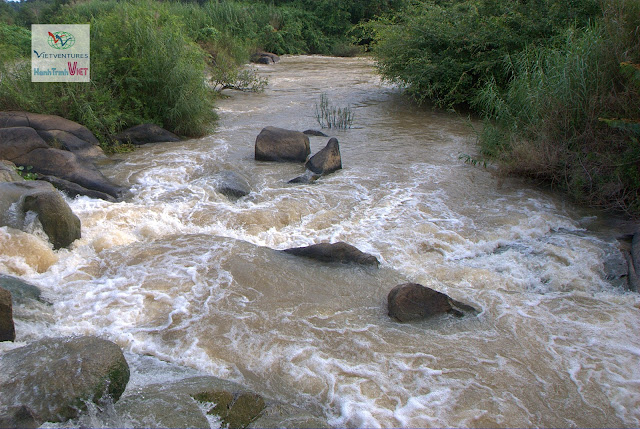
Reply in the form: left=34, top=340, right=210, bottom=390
left=1, top=56, right=639, bottom=428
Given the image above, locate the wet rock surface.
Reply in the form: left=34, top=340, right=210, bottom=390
left=388, top=283, right=478, bottom=322
left=0, top=336, right=130, bottom=424
left=255, top=126, right=310, bottom=162
left=283, top=242, right=380, bottom=266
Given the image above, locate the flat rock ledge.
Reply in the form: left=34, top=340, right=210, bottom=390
left=283, top=242, right=380, bottom=267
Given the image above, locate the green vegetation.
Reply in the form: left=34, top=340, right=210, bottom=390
left=1, top=0, right=401, bottom=150
left=315, top=93, right=355, bottom=129
left=369, top=0, right=640, bottom=216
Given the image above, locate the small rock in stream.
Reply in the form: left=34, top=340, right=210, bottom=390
left=387, top=283, right=478, bottom=322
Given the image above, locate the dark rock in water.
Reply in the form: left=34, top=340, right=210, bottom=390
left=0, top=336, right=129, bottom=424
left=113, top=123, right=181, bottom=145
left=0, top=181, right=81, bottom=249
left=302, top=129, right=328, bottom=137
left=215, top=170, right=251, bottom=199
left=116, top=375, right=327, bottom=429
left=283, top=242, right=379, bottom=266
left=288, top=170, right=321, bottom=184
left=387, top=283, right=478, bottom=322
left=255, top=126, right=310, bottom=163
left=0, top=405, right=39, bottom=429
left=250, top=51, right=280, bottom=64
left=0, top=287, right=15, bottom=342
left=23, top=187, right=82, bottom=249
left=0, top=274, right=43, bottom=305
left=625, top=251, right=639, bottom=292
left=306, top=137, right=342, bottom=175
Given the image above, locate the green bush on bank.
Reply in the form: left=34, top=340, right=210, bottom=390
left=369, top=0, right=600, bottom=108
left=476, top=0, right=640, bottom=215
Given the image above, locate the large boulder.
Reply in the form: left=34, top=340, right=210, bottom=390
left=255, top=127, right=310, bottom=162
left=112, top=123, right=181, bottom=146
left=0, top=111, right=104, bottom=161
left=214, top=170, right=251, bottom=199
left=0, top=181, right=81, bottom=249
left=283, top=242, right=379, bottom=266
left=387, top=283, right=478, bottom=322
left=305, top=137, right=342, bottom=175
left=0, top=287, right=15, bottom=342
left=116, top=376, right=327, bottom=429
left=0, top=336, right=130, bottom=424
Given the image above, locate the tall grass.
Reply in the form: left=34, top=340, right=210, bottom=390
left=476, top=0, right=640, bottom=215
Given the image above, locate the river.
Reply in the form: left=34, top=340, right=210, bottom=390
left=1, top=55, right=639, bottom=428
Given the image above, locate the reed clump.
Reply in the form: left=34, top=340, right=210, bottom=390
left=315, top=93, right=355, bottom=129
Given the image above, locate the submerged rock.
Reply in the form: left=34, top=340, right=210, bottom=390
left=0, top=274, right=43, bottom=305
left=0, top=336, right=130, bottom=424
left=387, top=283, right=478, bottom=322
left=302, top=129, right=328, bottom=137
left=0, top=287, right=15, bottom=342
left=283, top=242, right=379, bottom=266
left=112, top=123, right=181, bottom=146
left=116, top=375, right=327, bottom=429
left=287, top=170, right=321, bottom=184
left=305, top=137, right=342, bottom=175
left=255, top=126, right=310, bottom=162
left=215, top=170, right=251, bottom=199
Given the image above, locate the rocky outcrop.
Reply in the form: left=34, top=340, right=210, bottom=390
left=112, top=123, right=181, bottom=146
left=116, top=376, right=327, bottom=429
left=283, top=242, right=380, bottom=266
left=0, top=336, right=130, bottom=424
left=0, top=180, right=81, bottom=249
left=387, top=283, right=478, bottom=322
left=215, top=170, right=251, bottom=199
left=0, top=111, right=103, bottom=159
left=306, top=137, right=342, bottom=175
left=0, top=287, right=15, bottom=342
left=250, top=52, right=280, bottom=65
left=255, top=127, right=310, bottom=162
left=0, top=112, right=124, bottom=200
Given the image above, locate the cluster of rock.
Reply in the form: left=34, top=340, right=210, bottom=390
left=254, top=126, right=342, bottom=185
left=0, top=333, right=325, bottom=428
left=250, top=51, right=280, bottom=65
left=0, top=111, right=125, bottom=201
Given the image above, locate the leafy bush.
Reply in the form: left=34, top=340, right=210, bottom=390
left=369, top=0, right=600, bottom=107
left=476, top=0, right=640, bottom=215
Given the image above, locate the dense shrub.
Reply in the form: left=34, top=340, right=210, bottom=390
left=476, top=0, right=640, bottom=215
left=369, top=0, right=600, bottom=107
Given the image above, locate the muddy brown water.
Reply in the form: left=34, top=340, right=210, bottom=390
left=1, top=56, right=639, bottom=427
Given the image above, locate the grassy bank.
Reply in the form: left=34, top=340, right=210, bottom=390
left=369, top=0, right=640, bottom=216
